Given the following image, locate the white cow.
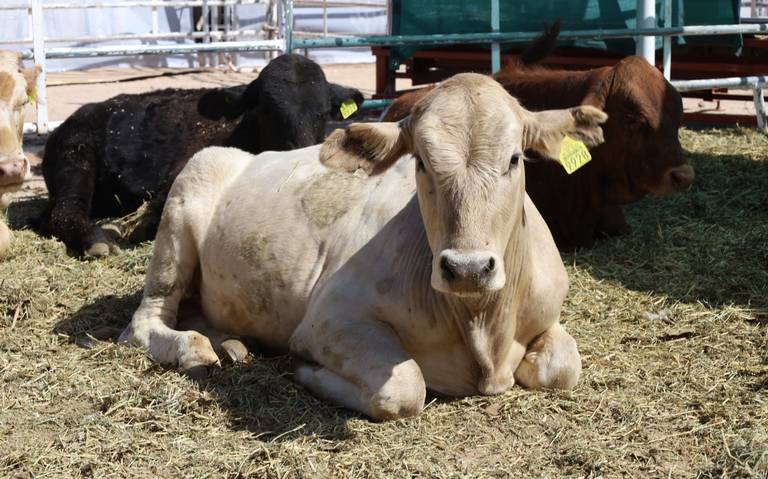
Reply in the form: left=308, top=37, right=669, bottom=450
left=121, top=73, right=607, bottom=420
left=0, top=51, right=39, bottom=258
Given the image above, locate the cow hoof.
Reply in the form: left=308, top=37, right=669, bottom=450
left=179, top=331, right=221, bottom=371
left=220, top=338, right=249, bottom=363
left=85, top=242, right=111, bottom=258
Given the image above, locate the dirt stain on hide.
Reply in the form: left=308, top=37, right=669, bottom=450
left=239, top=232, right=286, bottom=316
left=300, top=172, right=365, bottom=228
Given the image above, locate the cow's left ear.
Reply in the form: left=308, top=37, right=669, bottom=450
left=22, top=65, right=41, bottom=99
left=320, top=119, right=412, bottom=175
left=523, top=105, right=608, bottom=160
left=328, top=83, right=364, bottom=120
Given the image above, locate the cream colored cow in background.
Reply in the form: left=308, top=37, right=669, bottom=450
left=0, top=51, right=39, bottom=258
left=120, top=73, right=607, bottom=420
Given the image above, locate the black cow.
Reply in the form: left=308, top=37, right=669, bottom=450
left=39, top=54, right=364, bottom=257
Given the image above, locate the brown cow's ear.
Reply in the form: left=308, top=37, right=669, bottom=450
left=523, top=105, right=608, bottom=160
left=22, top=65, right=41, bottom=98
left=320, top=119, right=412, bottom=176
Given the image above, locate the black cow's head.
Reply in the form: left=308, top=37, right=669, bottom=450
left=197, top=54, right=364, bottom=153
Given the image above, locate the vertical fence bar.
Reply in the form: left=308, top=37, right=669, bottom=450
left=635, top=0, right=655, bottom=65
left=323, top=0, right=328, bottom=37
left=753, top=86, right=767, bottom=130
left=30, top=0, right=48, bottom=134
left=285, top=0, right=294, bottom=53
left=663, top=0, right=672, bottom=79
left=202, top=0, right=210, bottom=42
left=151, top=5, right=159, bottom=35
left=490, top=0, right=500, bottom=73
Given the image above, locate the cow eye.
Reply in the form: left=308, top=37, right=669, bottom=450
left=506, top=153, right=522, bottom=175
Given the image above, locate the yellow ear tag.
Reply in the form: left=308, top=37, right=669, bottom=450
left=28, top=91, right=37, bottom=105
left=559, top=136, right=591, bottom=174
left=339, top=98, right=358, bottom=119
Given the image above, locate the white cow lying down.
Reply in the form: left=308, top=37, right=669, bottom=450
left=121, top=73, right=607, bottom=421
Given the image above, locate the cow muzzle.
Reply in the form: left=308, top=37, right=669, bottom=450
left=653, top=164, right=694, bottom=196
left=0, top=156, right=29, bottom=187
left=433, top=249, right=505, bottom=296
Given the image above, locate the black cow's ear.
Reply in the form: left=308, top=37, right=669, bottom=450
left=328, top=83, right=364, bottom=120
left=198, top=89, right=246, bottom=120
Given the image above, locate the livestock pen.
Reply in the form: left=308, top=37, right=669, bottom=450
left=2, top=1, right=768, bottom=478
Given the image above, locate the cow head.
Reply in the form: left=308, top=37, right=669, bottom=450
left=0, top=51, right=38, bottom=197
left=197, top=54, right=364, bottom=151
left=321, top=73, right=606, bottom=296
left=584, top=56, right=694, bottom=202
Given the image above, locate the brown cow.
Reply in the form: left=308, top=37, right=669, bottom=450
left=0, top=51, right=39, bottom=258
left=385, top=28, right=693, bottom=249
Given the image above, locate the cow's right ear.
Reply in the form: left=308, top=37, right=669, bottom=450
left=22, top=65, right=41, bottom=99
left=523, top=105, right=607, bottom=160
left=320, top=120, right=412, bottom=175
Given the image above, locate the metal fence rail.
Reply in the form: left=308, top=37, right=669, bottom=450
left=10, top=0, right=768, bottom=133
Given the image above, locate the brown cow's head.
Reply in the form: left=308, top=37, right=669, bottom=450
left=584, top=56, right=694, bottom=202
left=321, top=73, right=607, bottom=296
left=0, top=51, right=39, bottom=196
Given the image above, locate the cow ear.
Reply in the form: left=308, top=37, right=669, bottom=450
left=523, top=105, right=607, bottom=160
left=320, top=119, right=412, bottom=175
left=22, top=65, right=41, bottom=98
left=327, top=83, right=364, bottom=120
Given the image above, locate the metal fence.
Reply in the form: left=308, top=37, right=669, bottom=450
left=8, top=0, right=768, bottom=133
left=5, top=0, right=385, bottom=133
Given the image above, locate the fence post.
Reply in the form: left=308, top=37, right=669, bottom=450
left=285, top=0, right=294, bottom=53
left=635, top=0, right=655, bottom=65
left=753, top=86, right=767, bottom=131
left=662, top=0, right=672, bottom=79
left=30, top=0, right=48, bottom=134
left=490, top=0, right=500, bottom=73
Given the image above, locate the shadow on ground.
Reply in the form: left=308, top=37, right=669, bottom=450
left=54, top=291, right=356, bottom=442
left=569, top=148, right=768, bottom=310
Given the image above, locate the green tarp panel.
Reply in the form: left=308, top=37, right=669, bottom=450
left=389, top=0, right=741, bottom=67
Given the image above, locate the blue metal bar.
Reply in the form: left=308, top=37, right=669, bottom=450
left=19, top=23, right=766, bottom=60
left=360, top=99, right=393, bottom=111
left=291, top=24, right=767, bottom=49
left=663, top=0, right=672, bottom=79
left=490, top=0, right=500, bottom=73
left=285, top=0, right=294, bottom=53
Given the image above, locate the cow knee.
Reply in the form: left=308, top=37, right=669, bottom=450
left=368, top=360, right=426, bottom=421
left=515, top=326, right=582, bottom=390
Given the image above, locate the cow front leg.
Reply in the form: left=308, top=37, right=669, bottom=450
left=291, top=318, right=426, bottom=421
left=40, top=146, right=121, bottom=257
left=119, top=195, right=219, bottom=371
left=514, top=322, right=581, bottom=390
left=0, top=219, right=10, bottom=258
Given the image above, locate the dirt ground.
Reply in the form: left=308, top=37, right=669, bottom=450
left=2, top=65, right=767, bottom=477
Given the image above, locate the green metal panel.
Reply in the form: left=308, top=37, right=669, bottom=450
left=389, top=0, right=741, bottom=66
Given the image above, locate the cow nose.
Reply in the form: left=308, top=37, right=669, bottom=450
left=439, top=251, right=497, bottom=284
left=667, top=165, right=694, bottom=191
